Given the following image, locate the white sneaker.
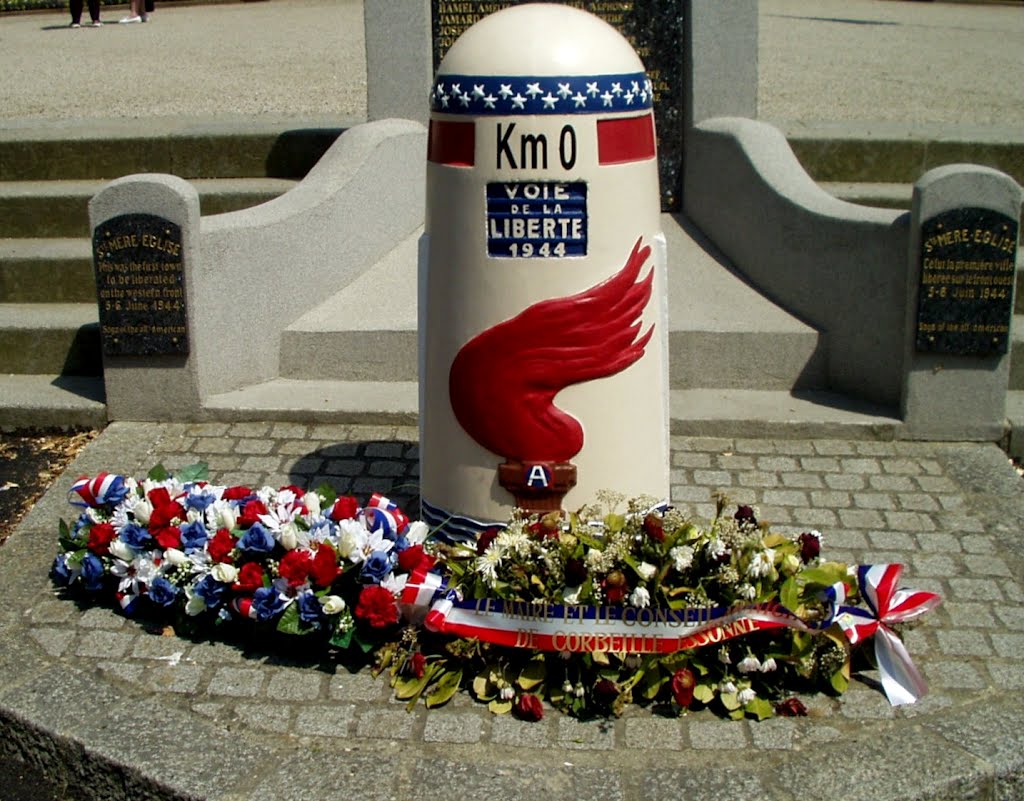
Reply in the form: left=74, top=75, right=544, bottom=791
left=88, top=20, right=103, bottom=26
left=69, top=21, right=81, bottom=27
left=119, top=15, right=142, bottom=23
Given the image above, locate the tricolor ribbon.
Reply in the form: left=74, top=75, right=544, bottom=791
left=69, top=473, right=128, bottom=508
left=364, top=494, right=409, bottom=539
left=833, top=563, right=941, bottom=706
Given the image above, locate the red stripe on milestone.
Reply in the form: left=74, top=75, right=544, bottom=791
left=428, top=119, right=475, bottom=166
left=597, top=113, right=656, bottom=164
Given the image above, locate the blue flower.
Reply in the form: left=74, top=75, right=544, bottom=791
left=81, top=554, right=105, bottom=592
left=360, top=550, right=394, bottom=584
left=119, top=522, right=152, bottom=550
left=148, top=576, right=179, bottom=607
left=296, top=591, right=324, bottom=628
left=251, top=587, right=287, bottom=621
left=193, top=574, right=227, bottom=609
left=51, top=554, right=73, bottom=586
left=238, top=523, right=275, bottom=554
left=183, top=485, right=216, bottom=513
left=179, top=520, right=209, bottom=553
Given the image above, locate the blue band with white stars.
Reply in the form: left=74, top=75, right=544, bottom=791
left=431, top=73, right=653, bottom=116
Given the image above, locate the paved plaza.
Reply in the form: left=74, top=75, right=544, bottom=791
left=1, top=421, right=1022, bottom=800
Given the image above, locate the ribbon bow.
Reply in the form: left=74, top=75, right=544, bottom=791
left=834, top=563, right=941, bottom=706
left=69, top=473, right=128, bottom=508
left=364, top=493, right=410, bottom=539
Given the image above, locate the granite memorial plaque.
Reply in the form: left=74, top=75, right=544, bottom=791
left=92, top=213, right=189, bottom=357
left=915, top=207, right=1018, bottom=355
left=432, top=0, right=683, bottom=211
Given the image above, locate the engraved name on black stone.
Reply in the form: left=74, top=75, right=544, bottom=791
left=92, top=213, right=189, bottom=357
left=915, top=207, right=1018, bottom=356
left=431, top=0, right=683, bottom=211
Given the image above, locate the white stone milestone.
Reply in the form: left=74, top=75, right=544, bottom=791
left=419, top=3, right=669, bottom=538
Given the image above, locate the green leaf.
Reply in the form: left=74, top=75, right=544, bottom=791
left=315, top=483, right=337, bottom=506
left=275, top=603, right=302, bottom=635
left=394, top=673, right=430, bottom=701
left=719, top=691, right=740, bottom=711
left=472, top=672, right=495, bottom=701
left=780, top=575, right=799, bottom=611
left=147, top=463, right=169, bottom=482
left=426, top=668, right=463, bottom=708
left=488, top=699, right=513, bottom=715
left=352, top=629, right=378, bottom=654
left=745, top=697, right=774, bottom=721
left=176, top=461, right=209, bottom=483
left=516, top=656, right=546, bottom=691
left=798, top=564, right=848, bottom=589
left=693, top=683, right=715, bottom=704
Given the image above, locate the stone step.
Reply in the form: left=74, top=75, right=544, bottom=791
left=0, top=238, right=94, bottom=303
left=203, top=378, right=901, bottom=440
left=0, top=302, right=100, bottom=375
left=280, top=216, right=828, bottom=391
left=0, top=373, right=106, bottom=430
left=0, top=177, right=297, bottom=238
left=820, top=181, right=910, bottom=211
left=782, top=121, right=1024, bottom=186
left=0, top=116, right=348, bottom=182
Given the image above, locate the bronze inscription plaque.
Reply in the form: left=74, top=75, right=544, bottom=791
left=915, top=207, right=1017, bottom=355
left=92, top=213, right=189, bottom=357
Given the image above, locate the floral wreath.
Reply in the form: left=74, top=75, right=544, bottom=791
left=52, top=464, right=940, bottom=721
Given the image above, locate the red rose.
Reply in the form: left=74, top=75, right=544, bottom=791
left=329, top=496, right=360, bottom=522
left=397, top=544, right=435, bottom=574
left=222, top=486, right=253, bottom=501
left=408, top=652, right=426, bottom=679
left=87, top=522, right=117, bottom=556
left=798, top=532, right=821, bottom=563
left=734, top=505, right=758, bottom=527
left=234, top=562, right=264, bottom=593
left=238, top=499, right=269, bottom=529
left=148, top=489, right=185, bottom=549
left=309, top=544, right=340, bottom=588
left=354, top=585, right=399, bottom=629
left=515, top=693, right=544, bottom=721
left=476, top=527, right=501, bottom=556
left=207, top=528, right=236, bottom=563
left=564, top=557, right=587, bottom=587
left=593, top=679, right=619, bottom=707
left=775, top=697, right=808, bottom=717
left=671, top=668, right=696, bottom=708
left=278, top=549, right=313, bottom=587
left=643, top=512, right=665, bottom=542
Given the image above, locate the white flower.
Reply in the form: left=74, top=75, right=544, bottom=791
left=669, top=545, right=694, bottom=572
left=737, top=582, right=757, bottom=600
left=636, top=561, right=657, bottom=581
left=718, top=650, right=732, bottom=665
left=381, top=572, right=408, bottom=595
left=279, top=522, right=301, bottom=551
left=747, top=548, right=775, bottom=579
left=213, top=501, right=236, bottom=532
left=475, top=547, right=504, bottom=586
left=737, top=655, right=761, bottom=674
left=211, top=563, right=238, bottom=584
left=405, top=520, right=429, bottom=545
left=109, top=538, right=135, bottom=562
left=320, top=595, right=346, bottom=615
left=705, top=538, right=726, bottom=560
left=495, top=528, right=531, bottom=557
left=629, top=586, right=651, bottom=608
left=720, top=680, right=737, bottom=694
left=132, top=496, right=153, bottom=523
left=302, top=491, right=322, bottom=518
left=184, top=587, right=206, bottom=616
left=500, top=686, right=515, bottom=701
left=336, top=519, right=369, bottom=563
left=562, top=585, right=583, bottom=604
left=737, top=687, right=757, bottom=705
left=760, top=657, right=778, bottom=673
left=164, top=547, right=188, bottom=567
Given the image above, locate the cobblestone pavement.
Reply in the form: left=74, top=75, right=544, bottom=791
left=1, top=422, right=1022, bottom=801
